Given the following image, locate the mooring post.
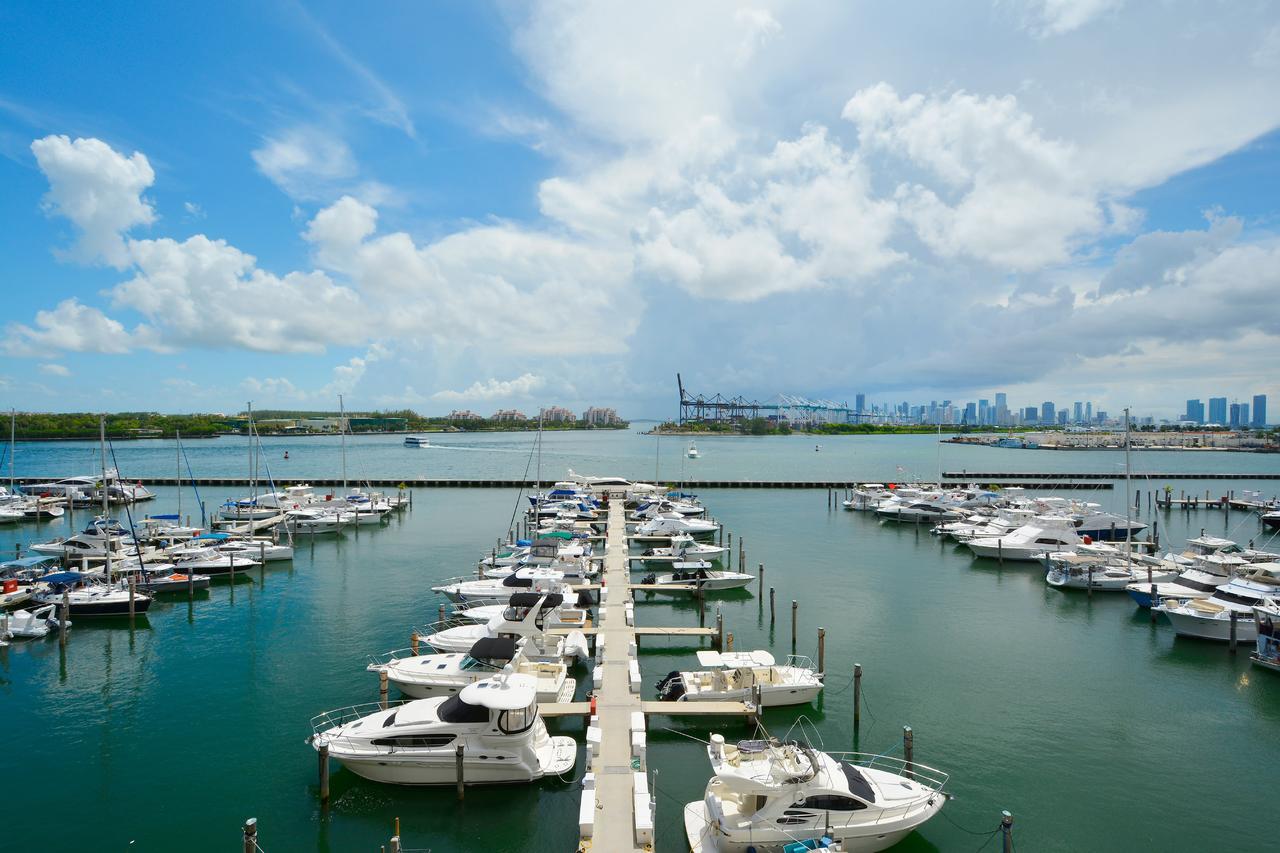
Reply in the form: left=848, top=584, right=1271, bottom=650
left=229, top=550, right=235, bottom=584
left=853, top=663, right=862, bottom=731
left=997, top=539, right=1003, bottom=565
left=817, top=627, right=826, bottom=674
left=128, top=574, right=136, bottom=624
left=411, top=631, right=420, bottom=655
left=1001, top=811, right=1014, bottom=853
left=716, top=608, right=724, bottom=651
left=243, top=818, right=257, bottom=853
left=769, top=587, right=776, bottom=624
left=380, top=670, right=389, bottom=710
left=318, top=739, right=331, bottom=806
left=60, top=590, right=69, bottom=647
left=903, top=726, right=914, bottom=779
left=791, top=600, right=798, bottom=650
left=438, top=603, right=446, bottom=626
left=456, top=744, right=465, bottom=800
left=758, top=562, right=764, bottom=594
left=1087, top=565, right=1093, bottom=599
left=1150, top=583, right=1158, bottom=623
left=697, top=585, right=705, bottom=623
left=725, top=631, right=734, bottom=652
left=1229, top=610, right=1238, bottom=654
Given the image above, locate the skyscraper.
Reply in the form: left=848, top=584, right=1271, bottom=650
left=1073, top=401, right=1083, bottom=424
left=1253, top=394, right=1267, bottom=427
left=1209, top=397, right=1227, bottom=425
left=1229, top=403, right=1243, bottom=428
left=963, top=402, right=976, bottom=424
left=855, top=393, right=865, bottom=415
left=1185, top=399, right=1204, bottom=424
left=1041, top=401, right=1055, bottom=425
left=1085, top=402, right=1092, bottom=422
left=995, top=392, right=1008, bottom=426
left=978, top=399, right=990, bottom=425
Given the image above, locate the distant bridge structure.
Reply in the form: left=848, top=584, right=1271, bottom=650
left=676, top=374, right=870, bottom=426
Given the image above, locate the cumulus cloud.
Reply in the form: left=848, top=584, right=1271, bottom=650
left=433, top=373, right=546, bottom=402
left=30, top=134, right=155, bottom=267
left=6, top=298, right=146, bottom=354
left=251, top=126, right=357, bottom=200
left=1012, top=0, right=1124, bottom=37
left=39, top=363, right=70, bottom=377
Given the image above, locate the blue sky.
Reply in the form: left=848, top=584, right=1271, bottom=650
left=2, top=1, right=1279, bottom=420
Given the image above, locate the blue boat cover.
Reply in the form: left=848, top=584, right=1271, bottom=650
left=38, top=571, right=85, bottom=584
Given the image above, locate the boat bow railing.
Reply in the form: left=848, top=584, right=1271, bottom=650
left=309, top=699, right=412, bottom=741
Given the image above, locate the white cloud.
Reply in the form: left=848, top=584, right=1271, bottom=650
left=30, top=134, right=155, bottom=267
left=433, top=373, right=546, bottom=402
left=241, top=376, right=304, bottom=400
left=251, top=126, right=357, bottom=200
left=6, top=298, right=144, bottom=354
left=183, top=201, right=204, bottom=219
left=39, top=362, right=70, bottom=377
left=1011, top=0, right=1124, bottom=37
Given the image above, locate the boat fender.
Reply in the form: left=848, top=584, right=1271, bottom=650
left=1083, top=535, right=1093, bottom=544
left=589, top=695, right=597, bottom=715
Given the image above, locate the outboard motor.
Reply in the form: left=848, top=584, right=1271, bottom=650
left=640, top=573, right=657, bottom=585
left=655, top=671, right=685, bottom=700
left=575, top=590, right=595, bottom=608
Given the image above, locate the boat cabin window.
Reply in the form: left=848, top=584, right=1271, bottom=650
left=498, top=702, right=537, bottom=734
left=372, top=733, right=456, bottom=748
left=796, top=794, right=867, bottom=811
left=438, top=694, right=489, bottom=724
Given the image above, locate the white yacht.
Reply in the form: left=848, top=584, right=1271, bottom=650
left=1156, top=565, right=1280, bottom=642
left=1045, top=553, right=1177, bottom=592
left=636, top=534, right=727, bottom=563
left=165, top=546, right=258, bottom=575
left=639, top=566, right=755, bottom=591
left=18, top=475, right=98, bottom=500
left=966, top=517, right=1081, bottom=561
left=432, top=567, right=576, bottom=604
left=2, top=603, right=64, bottom=639
left=33, top=571, right=152, bottom=617
left=633, top=513, right=719, bottom=538
left=687, top=441, right=699, bottom=458
left=369, top=636, right=576, bottom=703
left=309, top=673, right=576, bottom=786
left=404, top=436, right=432, bottom=447
left=420, top=592, right=589, bottom=663
left=656, top=651, right=822, bottom=707
left=29, top=517, right=138, bottom=560
left=1125, top=563, right=1235, bottom=608
left=287, top=507, right=352, bottom=535
left=683, top=734, right=948, bottom=852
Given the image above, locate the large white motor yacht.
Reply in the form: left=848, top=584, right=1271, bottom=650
left=433, top=567, right=575, bottom=603
left=309, top=673, right=576, bottom=786
left=420, top=592, right=589, bottom=663
left=633, top=513, right=719, bottom=538
left=683, top=734, right=948, bottom=852
left=369, top=636, right=576, bottom=703
left=966, top=517, right=1081, bottom=561
left=1156, top=566, right=1280, bottom=642
left=656, top=651, right=822, bottom=707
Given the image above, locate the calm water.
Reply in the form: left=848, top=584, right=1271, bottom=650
left=1, top=434, right=1277, bottom=852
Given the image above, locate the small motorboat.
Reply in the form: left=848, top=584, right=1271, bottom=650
left=687, top=441, right=699, bottom=459
left=640, top=566, right=755, bottom=591
left=404, top=436, right=432, bottom=447
left=33, top=572, right=152, bottom=617
left=656, top=651, right=822, bottom=707
left=308, top=673, right=577, bottom=786
left=419, top=592, right=589, bottom=663
left=1252, top=602, right=1280, bottom=673
left=2, top=604, right=65, bottom=639
left=135, top=568, right=211, bottom=594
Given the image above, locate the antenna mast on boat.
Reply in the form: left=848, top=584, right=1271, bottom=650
left=100, top=414, right=112, bottom=584
left=246, top=401, right=256, bottom=503
left=176, top=429, right=182, bottom=521
left=1124, top=406, right=1132, bottom=562
left=8, top=408, right=14, bottom=493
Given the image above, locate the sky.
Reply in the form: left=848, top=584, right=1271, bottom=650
left=1, top=0, right=1279, bottom=421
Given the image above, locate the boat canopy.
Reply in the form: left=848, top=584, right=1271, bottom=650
left=1, top=555, right=61, bottom=569
left=508, top=592, right=564, bottom=609
left=468, top=636, right=518, bottom=662
left=541, top=531, right=576, bottom=542
left=38, top=571, right=85, bottom=585
left=460, top=674, right=538, bottom=710
left=501, top=574, right=534, bottom=588
left=196, top=532, right=231, bottom=540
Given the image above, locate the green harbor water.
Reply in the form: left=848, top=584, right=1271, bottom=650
left=1, top=432, right=1278, bottom=852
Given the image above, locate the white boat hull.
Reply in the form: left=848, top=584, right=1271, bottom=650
left=329, top=735, right=576, bottom=786
left=684, top=797, right=942, bottom=853
left=1162, top=608, right=1257, bottom=642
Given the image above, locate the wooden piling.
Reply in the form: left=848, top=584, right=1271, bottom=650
left=903, top=726, right=914, bottom=779
left=380, top=670, right=389, bottom=710
left=455, top=744, right=465, bottom=800
left=1087, top=565, right=1093, bottom=599
left=229, top=550, right=235, bottom=584
left=1150, top=584, right=1158, bottom=623
left=438, top=603, right=446, bottom=626
left=769, top=587, right=775, bottom=624
left=1001, top=811, right=1013, bottom=853
left=318, top=739, right=330, bottom=806
left=758, top=562, right=764, bottom=594
left=817, top=627, right=826, bottom=674
left=128, top=574, right=136, bottom=623
left=59, top=590, right=69, bottom=647
left=997, top=539, right=1003, bottom=565
left=1229, top=610, right=1238, bottom=654
left=791, top=600, right=798, bottom=649
left=715, top=608, right=724, bottom=651
left=725, top=631, right=734, bottom=652
left=853, top=663, right=862, bottom=731
left=411, top=631, right=420, bottom=656
left=243, top=818, right=258, bottom=853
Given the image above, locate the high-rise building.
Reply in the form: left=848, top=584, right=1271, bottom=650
left=963, top=402, right=976, bottom=424
left=1229, top=403, right=1243, bottom=428
left=1023, top=406, right=1038, bottom=423
left=1253, top=394, right=1267, bottom=427
left=1041, top=402, right=1055, bottom=425
left=978, top=399, right=990, bottom=425
left=1085, top=402, right=1093, bottom=422
left=855, top=393, right=865, bottom=415
left=1209, top=397, right=1227, bottom=425
left=1185, top=399, right=1204, bottom=424
left=1057, top=409, right=1068, bottom=425
left=995, top=392, right=1008, bottom=426
left=1073, top=401, right=1083, bottom=424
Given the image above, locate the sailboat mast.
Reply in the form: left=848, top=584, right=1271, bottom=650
left=8, top=408, right=14, bottom=492
left=536, top=410, right=543, bottom=489
left=176, top=429, right=182, bottom=520
left=100, top=414, right=111, bottom=583
left=1124, top=406, right=1132, bottom=557
left=339, top=394, right=347, bottom=491
left=247, top=401, right=256, bottom=502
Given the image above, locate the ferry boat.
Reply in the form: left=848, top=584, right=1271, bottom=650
left=404, top=436, right=432, bottom=447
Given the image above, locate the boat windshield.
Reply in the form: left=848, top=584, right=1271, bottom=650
left=498, top=702, right=537, bottom=734
left=437, top=694, right=489, bottom=724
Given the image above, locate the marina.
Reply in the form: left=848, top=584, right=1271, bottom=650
left=2, top=430, right=1279, bottom=852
